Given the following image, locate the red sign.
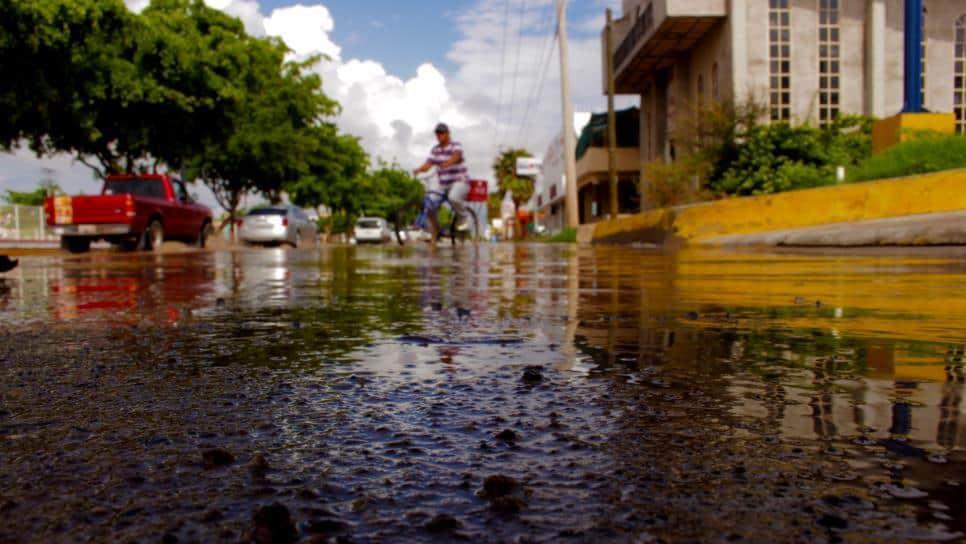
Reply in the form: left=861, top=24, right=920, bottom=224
left=467, top=179, right=488, bottom=202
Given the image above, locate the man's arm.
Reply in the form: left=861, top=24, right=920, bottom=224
left=438, top=150, right=463, bottom=169
left=413, top=160, right=434, bottom=175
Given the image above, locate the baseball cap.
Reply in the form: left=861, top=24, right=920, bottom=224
left=434, top=123, right=450, bottom=134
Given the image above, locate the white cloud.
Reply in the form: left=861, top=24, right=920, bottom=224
left=219, top=0, right=266, bottom=36
left=264, top=4, right=340, bottom=59
left=2, top=0, right=634, bottom=212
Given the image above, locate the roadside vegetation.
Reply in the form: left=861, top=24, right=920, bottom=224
left=545, top=227, right=577, bottom=243
left=847, top=134, right=966, bottom=182
left=645, top=99, right=873, bottom=207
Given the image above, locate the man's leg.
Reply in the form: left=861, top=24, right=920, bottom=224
left=446, top=181, right=470, bottom=228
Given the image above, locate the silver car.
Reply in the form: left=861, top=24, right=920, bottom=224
left=354, top=217, right=393, bottom=244
left=239, top=206, right=318, bottom=247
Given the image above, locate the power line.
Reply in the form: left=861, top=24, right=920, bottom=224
left=494, top=0, right=512, bottom=146
left=518, top=34, right=558, bottom=146
left=516, top=2, right=559, bottom=146
left=503, top=0, right=529, bottom=147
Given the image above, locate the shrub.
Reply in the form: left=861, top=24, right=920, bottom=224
left=644, top=158, right=708, bottom=207
left=847, top=134, right=966, bottom=182
left=709, top=115, right=871, bottom=196
left=668, top=98, right=872, bottom=197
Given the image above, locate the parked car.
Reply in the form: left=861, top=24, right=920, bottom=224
left=238, top=206, right=318, bottom=247
left=44, top=174, right=213, bottom=253
left=354, top=217, right=393, bottom=244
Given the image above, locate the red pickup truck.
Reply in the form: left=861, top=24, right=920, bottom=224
left=45, top=174, right=213, bottom=253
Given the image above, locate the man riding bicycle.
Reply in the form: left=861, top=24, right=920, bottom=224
left=413, top=123, right=470, bottom=241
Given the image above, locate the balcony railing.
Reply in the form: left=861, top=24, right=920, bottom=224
left=613, top=3, right=654, bottom=72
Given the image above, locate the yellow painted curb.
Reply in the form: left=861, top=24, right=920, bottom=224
left=592, top=169, right=966, bottom=244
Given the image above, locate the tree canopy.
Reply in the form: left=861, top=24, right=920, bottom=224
left=1, top=0, right=364, bottom=223
left=358, top=165, right=425, bottom=229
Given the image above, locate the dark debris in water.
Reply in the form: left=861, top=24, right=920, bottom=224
left=251, top=502, right=298, bottom=544
left=201, top=448, right=235, bottom=470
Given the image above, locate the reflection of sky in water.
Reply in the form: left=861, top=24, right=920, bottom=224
left=2, top=245, right=964, bottom=457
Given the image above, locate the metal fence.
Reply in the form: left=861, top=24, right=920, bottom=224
left=0, top=205, right=56, bottom=241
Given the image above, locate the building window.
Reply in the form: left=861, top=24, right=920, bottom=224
left=818, top=0, right=840, bottom=126
left=956, top=15, right=966, bottom=134
left=711, top=63, right=720, bottom=102
left=769, top=0, right=791, bottom=121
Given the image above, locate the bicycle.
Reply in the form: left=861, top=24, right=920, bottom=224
left=413, top=188, right=479, bottom=245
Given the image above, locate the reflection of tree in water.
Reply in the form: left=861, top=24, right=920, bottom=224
left=212, top=248, right=425, bottom=366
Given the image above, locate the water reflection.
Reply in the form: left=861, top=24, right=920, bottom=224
left=3, top=245, right=964, bottom=454
left=1, top=244, right=964, bottom=538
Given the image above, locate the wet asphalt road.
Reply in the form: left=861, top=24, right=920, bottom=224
left=0, top=244, right=964, bottom=543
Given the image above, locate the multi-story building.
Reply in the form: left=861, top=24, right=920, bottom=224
left=530, top=109, right=643, bottom=230
left=607, top=0, right=966, bottom=187
left=530, top=113, right=590, bottom=233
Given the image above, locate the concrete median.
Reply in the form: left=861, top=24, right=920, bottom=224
left=591, top=169, right=966, bottom=247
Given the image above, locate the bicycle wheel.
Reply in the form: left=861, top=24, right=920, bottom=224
left=449, top=206, right=479, bottom=245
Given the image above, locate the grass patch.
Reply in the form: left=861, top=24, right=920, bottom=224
left=847, top=134, right=966, bottom=182
left=542, top=227, right=577, bottom=243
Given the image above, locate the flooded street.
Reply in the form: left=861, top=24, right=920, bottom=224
left=0, top=244, right=964, bottom=543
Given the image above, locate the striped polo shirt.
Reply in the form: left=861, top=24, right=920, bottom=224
left=428, top=141, right=469, bottom=187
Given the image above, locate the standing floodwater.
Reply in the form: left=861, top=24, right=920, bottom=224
left=0, top=245, right=963, bottom=542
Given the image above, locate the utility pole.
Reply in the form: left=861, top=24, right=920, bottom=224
left=557, top=0, right=580, bottom=229
left=605, top=8, right=618, bottom=219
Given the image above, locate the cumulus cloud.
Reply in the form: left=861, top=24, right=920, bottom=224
left=264, top=4, right=340, bottom=59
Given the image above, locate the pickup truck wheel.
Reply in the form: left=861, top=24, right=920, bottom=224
left=139, top=220, right=164, bottom=252
left=195, top=221, right=213, bottom=249
left=61, top=237, right=91, bottom=254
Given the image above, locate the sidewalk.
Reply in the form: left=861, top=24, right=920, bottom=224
left=0, top=239, right=60, bottom=250
left=590, top=169, right=966, bottom=247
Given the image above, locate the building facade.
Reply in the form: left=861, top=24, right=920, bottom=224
left=573, top=108, right=642, bottom=224
left=530, top=127, right=570, bottom=234
left=530, top=110, right=642, bottom=230
left=608, top=0, right=966, bottom=184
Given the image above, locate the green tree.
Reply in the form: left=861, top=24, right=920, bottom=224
left=188, top=34, right=337, bottom=236
left=491, top=148, right=534, bottom=209
left=0, top=0, right=137, bottom=167
left=4, top=188, right=49, bottom=206
left=287, top=130, right=369, bottom=236
left=0, top=0, right=276, bottom=177
left=2, top=176, right=61, bottom=206
left=357, top=165, right=424, bottom=244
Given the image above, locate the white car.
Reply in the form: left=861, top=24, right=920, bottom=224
left=239, top=206, right=318, bottom=247
left=354, top=217, right=393, bottom=244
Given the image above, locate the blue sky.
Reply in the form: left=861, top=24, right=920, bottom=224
left=260, top=0, right=610, bottom=78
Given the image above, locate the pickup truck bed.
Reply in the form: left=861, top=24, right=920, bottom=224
left=45, top=174, right=213, bottom=253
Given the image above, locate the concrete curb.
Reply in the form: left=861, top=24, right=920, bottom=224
left=591, top=169, right=966, bottom=246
